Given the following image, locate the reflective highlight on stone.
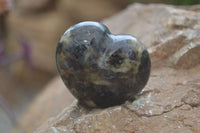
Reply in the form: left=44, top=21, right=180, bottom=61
left=56, top=21, right=151, bottom=108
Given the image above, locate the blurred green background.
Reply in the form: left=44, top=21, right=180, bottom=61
left=131, top=0, right=200, bottom=5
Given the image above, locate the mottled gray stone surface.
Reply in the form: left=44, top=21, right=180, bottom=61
left=56, top=21, right=150, bottom=108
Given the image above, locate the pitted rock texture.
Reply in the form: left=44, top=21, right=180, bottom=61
left=34, top=3, right=200, bottom=133
left=35, top=66, right=200, bottom=133
left=103, top=3, right=200, bottom=69
left=56, top=21, right=151, bottom=108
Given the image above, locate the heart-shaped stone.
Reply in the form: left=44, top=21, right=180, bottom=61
left=56, top=21, right=151, bottom=108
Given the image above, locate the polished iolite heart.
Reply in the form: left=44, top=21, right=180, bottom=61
left=56, top=21, right=151, bottom=108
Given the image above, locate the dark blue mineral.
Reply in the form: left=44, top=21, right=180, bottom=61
left=56, top=21, right=151, bottom=108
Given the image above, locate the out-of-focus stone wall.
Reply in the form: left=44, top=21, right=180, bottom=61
left=6, top=0, right=129, bottom=76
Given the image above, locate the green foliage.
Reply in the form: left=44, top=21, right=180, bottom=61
left=169, top=0, right=200, bottom=5
left=129, top=0, right=200, bottom=5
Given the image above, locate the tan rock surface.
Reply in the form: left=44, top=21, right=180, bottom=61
left=34, top=3, right=200, bottom=133
left=35, top=66, right=200, bottom=133
left=103, top=3, right=200, bottom=69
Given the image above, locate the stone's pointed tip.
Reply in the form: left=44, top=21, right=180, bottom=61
left=56, top=21, right=151, bottom=108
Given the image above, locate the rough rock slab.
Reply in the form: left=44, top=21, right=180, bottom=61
left=34, top=66, right=200, bottom=133
left=103, top=3, right=200, bottom=69
left=34, top=3, right=200, bottom=133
